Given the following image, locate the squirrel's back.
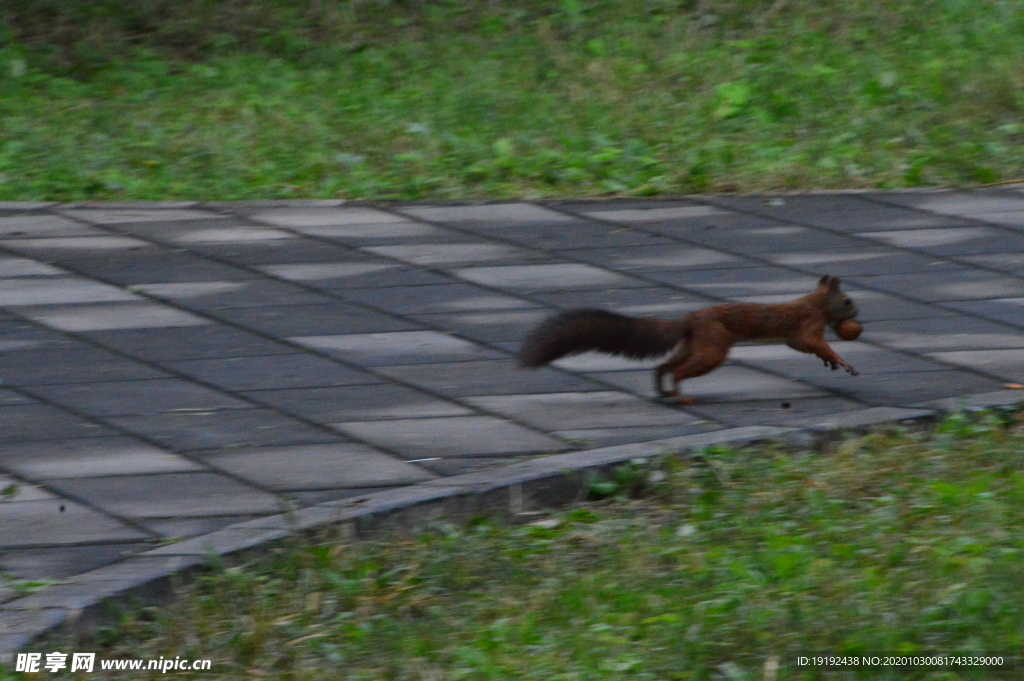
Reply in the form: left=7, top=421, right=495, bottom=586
left=517, top=309, right=685, bottom=367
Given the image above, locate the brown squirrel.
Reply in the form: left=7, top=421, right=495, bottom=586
left=518, top=275, right=860, bottom=404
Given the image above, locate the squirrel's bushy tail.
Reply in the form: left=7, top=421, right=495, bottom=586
left=518, top=309, right=684, bottom=367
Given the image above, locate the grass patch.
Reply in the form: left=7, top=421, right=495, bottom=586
left=1, top=1, right=1022, bottom=200
left=15, top=409, right=1024, bottom=679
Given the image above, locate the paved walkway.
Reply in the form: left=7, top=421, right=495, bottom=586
left=2, top=190, right=1024, bottom=607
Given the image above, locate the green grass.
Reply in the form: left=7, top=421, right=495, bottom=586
left=1, top=1, right=1023, bottom=201
left=14, top=410, right=1024, bottom=680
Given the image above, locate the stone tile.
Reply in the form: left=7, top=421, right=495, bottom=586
left=209, top=199, right=346, bottom=211
left=799, top=369, right=1003, bottom=405
left=412, top=309, right=551, bottom=344
left=0, top=236, right=156, bottom=262
left=785, top=208, right=977, bottom=231
left=259, top=261, right=395, bottom=281
left=46, top=473, right=281, bottom=518
left=590, top=365, right=826, bottom=402
left=704, top=193, right=878, bottom=215
left=643, top=268, right=821, bottom=299
left=400, top=203, right=577, bottom=225
left=914, top=195, right=1024, bottom=216
left=0, top=324, right=92, bottom=353
left=291, top=331, right=498, bottom=366
left=335, top=416, right=567, bottom=458
left=204, top=443, right=435, bottom=490
left=108, top=410, right=342, bottom=451
left=0, top=499, right=147, bottom=548
left=165, top=354, right=380, bottom=391
left=26, top=378, right=252, bottom=417
left=211, top=302, right=418, bottom=336
left=0, top=277, right=140, bottom=306
left=938, top=299, right=1024, bottom=328
left=684, top=396, right=867, bottom=428
left=19, top=302, right=210, bottom=331
left=466, top=391, right=701, bottom=430
left=0, top=390, right=34, bottom=406
left=0, top=214, right=106, bottom=238
left=779, top=406, right=934, bottom=431
left=580, top=205, right=726, bottom=223
left=414, top=456, right=530, bottom=477
left=866, top=317, right=1024, bottom=351
left=926, top=349, right=1024, bottom=382
left=60, top=207, right=222, bottom=224
left=0, top=201, right=56, bottom=210
left=858, top=227, right=1024, bottom=255
left=376, top=359, right=608, bottom=397
left=189, top=239, right=364, bottom=266
left=252, top=206, right=411, bottom=227
left=962, top=253, right=1024, bottom=274
left=452, top=263, right=639, bottom=290
left=0, top=404, right=114, bottom=442
left=0, top=258, right=66, bottom=277
left=765, top=250, right=951, bottom=276
left=729, top=342, right=949, bottom=375
left=172, top=226, right=296, bottom=244
left=140, top=516, right=250, bottom=540
left=847, top=271, right=1024, bottom=302
left=0, top=476, right=58, bottom=501
left=0, top=544, right=149, bottom=580
left=65, top=251, right=257, bottom=284
left=563, top=244, right=744, bottom=271
left=365, top=242, right=545, bottom=266
left=86, top=325, right=295, bottom=360
left=247, top=383, right=470, bottom=422
left=972, top=211, right=1024, bottom=228
left=524, top=286, right=711, bottom=313
left=133, top=280, right=337, bottom=309
left=0, top=347, right=169, bottom=386
left=484, top=222, right=671, bottom=250
left=681, top=223, right=867, bottom=253
left=834, top=290, right=959, bottom=323
left=340, top=283, right=539, bottom=315
left=286, top=487, right=395, bottom=507
left=266, top=262, right=457, bottom=289
left=0, top=438, right=203, bottom=479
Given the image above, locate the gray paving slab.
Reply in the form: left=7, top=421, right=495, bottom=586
left=0, top=499, right=147, bottom=548
left=0, top=346, right=170, bottom=386
left=290, top=330, right=501, bottom=365
left=203, top=443, right=435, bottom=490
left=6, top=195, right=1024, bottom=657
left=163, top=354, right=381, bottom=391
left=106, top=409, right=343, bottom=451
left=0, top=438, right=203, bottom=479
left=24, top=378, right=252, bottom=417
left=43, top=474, right=282, bottom=519
left=339, top=282, right=541, bottom=315
left=18, top=301, right=210, bottom=331
left=375, top=359, right=608, bottom=397
left=335, top=416, right=568, bottom=458
left=244, top=383, right=471, bottom=422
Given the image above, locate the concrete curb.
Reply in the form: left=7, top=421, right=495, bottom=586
left=4, top=393, right=1022, bottom=661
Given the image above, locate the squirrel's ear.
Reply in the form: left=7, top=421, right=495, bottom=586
left=818, top=275, right=830, bottom=288
left=827, top=276, right=842, bottom=292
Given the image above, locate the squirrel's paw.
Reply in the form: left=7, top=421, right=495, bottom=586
left=847, top=366, right=859, bottom=376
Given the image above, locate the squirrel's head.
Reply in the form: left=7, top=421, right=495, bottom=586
left=817, top=275, right=859, bottom=323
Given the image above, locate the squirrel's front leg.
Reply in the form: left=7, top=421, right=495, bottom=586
left=793, top=337, right=859, bottom=376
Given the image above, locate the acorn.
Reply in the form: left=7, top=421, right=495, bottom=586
left=836, top=319, right=862, bottom=341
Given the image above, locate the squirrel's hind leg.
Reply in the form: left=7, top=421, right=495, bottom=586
left=667, top=325, right=732, bottom=404
left=655, top=342, right=690, bottom=398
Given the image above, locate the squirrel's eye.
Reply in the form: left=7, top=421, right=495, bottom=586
left=844, top=299, right=851, bottom=305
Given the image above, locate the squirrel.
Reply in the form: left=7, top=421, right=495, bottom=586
left=518, top=275, right=860, bottom=404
